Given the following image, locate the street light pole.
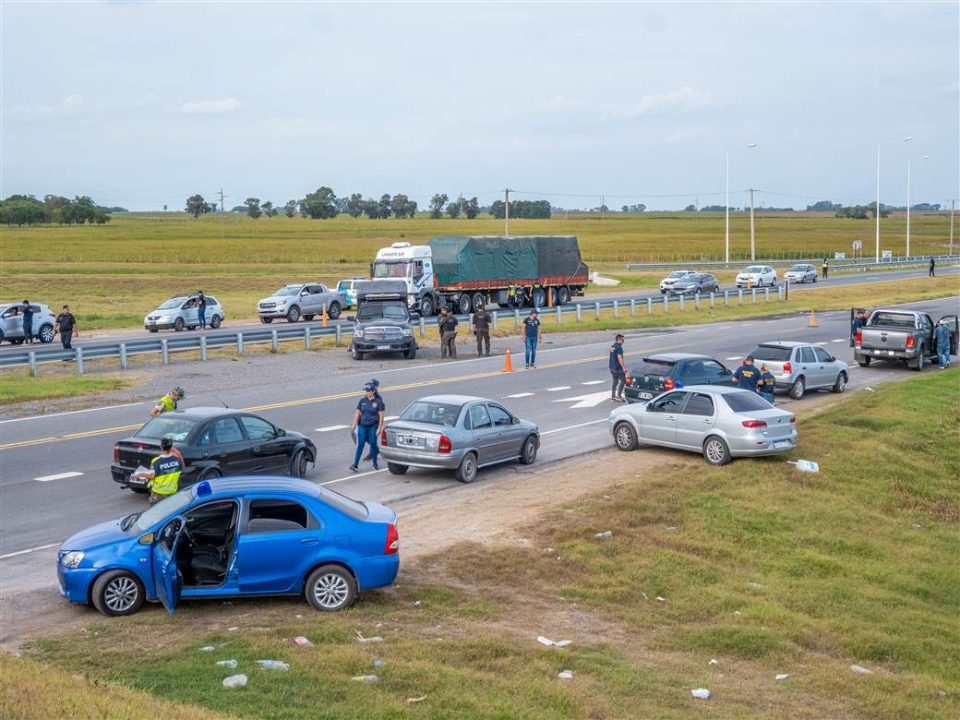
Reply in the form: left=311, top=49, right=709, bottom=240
left=724, top=143, right=757, bottom=264
left=875, top=136, right=912, bottom=263
left=906, top=155, right=928, bottom=258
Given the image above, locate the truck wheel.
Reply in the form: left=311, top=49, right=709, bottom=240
left=471, top=293, right=486, bottom=314
left=789, top=376, right=806, bottom=399
left=327, top=302, right=341, bottom=320
left=352, top=347, right=364, bottom=361
left=404, top=345, right=416, bottom=360
left=420, top=295, right=435, bottom=317
left=260, top=317, right=273, bottom=324
left=557, top=286, right=571, bottom=305
left=287, top=306, right=301, bottom=323
left=457, top=294, right=472, bottom=315
left=911, top=346, right=925, bottom=372
left=857, top=355, right=871, bottom=368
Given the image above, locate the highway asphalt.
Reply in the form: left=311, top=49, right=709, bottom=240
left=0, top=295, right=957, bottom=563
left=0, top=265, right=952, bottom=358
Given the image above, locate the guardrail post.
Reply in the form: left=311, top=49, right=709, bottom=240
left=679, top=295, right=685, bottom=312
left=555, top=305, right=561, bottom=323
left=492, top=313, right=498, bottom=331
left=594, top=301, right=601, bottom=320
left=646, top=297, right=653, bottom=315
left=737, top=289, right=743, bottom=305
left=119, top=342, right=128, bottom=369
left=709, top=292, right=715, bottom=309
left=419, top=316, right=425, bottom=337
left=576, top=304, right=582, bottom=322
left=514, top=309, right=520, bottom=327
left=694, top=294, right=700, bottom=310
left=724, top=290, right=729, bottom=306
left=630, top=299, right=636, bottom=317
left=304, top=326, right=311, bottom=350
left=335, top=324, right=342, bottom=347
left=161, top=339, right=169, bottom=364
left=28, top=350, right=38, bottom=377
left=778, top=285, right=784, bottom=301
left=613, top=300, right=619, bottom=318
left=271, top=329, right=279, bottom=353
left=764, top=287, right=770, bottom=302
left=236, top=333, right=244, bottom=355
left=200, top=336, right=208, bottom=361
left=76, top=346, right=84, bottom=374
left=663, top=295, right=669, bottom=313
left=751, top=288, right=758, bottom=303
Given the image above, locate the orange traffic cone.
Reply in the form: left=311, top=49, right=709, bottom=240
left=503, top=348, right=513, bottom=373
left=808, top=310, right=817, bottom=327
left=322, top=304, right=329, bottom=328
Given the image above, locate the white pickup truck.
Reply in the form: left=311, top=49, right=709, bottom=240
left=854, top=309, right=958, bottom=371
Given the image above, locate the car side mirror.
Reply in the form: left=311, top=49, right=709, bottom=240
left=512, top=416, right=520, bottom=424
left=277, top=428, right=286, bottom=436
left=721, top=368, right=732, bottom=375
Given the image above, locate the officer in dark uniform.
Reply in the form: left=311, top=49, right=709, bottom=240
left=471, top=306, right=492, bottom=356
left=197, top=290, right=208, bottom=329
left=758, top=364, right=776, bottom=404
left=609, top=333, right=627, bottom=402
left=21, top=300, right=34, bottom=344
left=350, top=382, right=385, bottom=472
left=732, top=356, right=761, bottom=393
left=55, top=304, right=78, bottom=350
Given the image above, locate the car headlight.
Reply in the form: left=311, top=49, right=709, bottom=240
left=354, top=329, right=364, bottom=338
left=61, top=551, right=84, bottom=568
left=401, top=328, right=412, bottom=337
left=159, top=315, right=171, bottom=322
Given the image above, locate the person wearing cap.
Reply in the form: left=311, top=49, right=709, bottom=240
left=21, top=300, right=34, bottom=344
left=151, top=386, right=185, bottom=417
left=471, top=305, right=492, bottom=357
left=350, top=382, right=385, bottom=472
left=134, top=436, right=184, bottom=504
left=55, top=304, right=78, bottom=350
left=438, top=307, right=459, bottom=359
left=196, top=290, right=208, bottom=330
left=609, top=333, right=627, bottom=402
left=758, top=363, right=776, bottom=404
left=362, top=379, right=382, bottom=462
left=732, top=356, right=760, bottom=394
left=523, top=309, right=542, bottom=369
left=934, top=318, right=953, bottom=369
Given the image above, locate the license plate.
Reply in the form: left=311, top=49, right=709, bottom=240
left=377, top=344, right=390, bottom=350
left=639, top=392, right=653, bottom=400
left=773, top=440, right=792, bottom=449
left=397, top=435, right=423, bottom=448
left=127, top=475, right=146, bottom=487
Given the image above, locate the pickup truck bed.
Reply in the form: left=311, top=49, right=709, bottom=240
left=855, top=309, right=958, bottom=371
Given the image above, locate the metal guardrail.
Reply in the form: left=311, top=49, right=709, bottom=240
left=3, top=288, right=795, bottom=375
left=624, top=254, right=958, bottom=271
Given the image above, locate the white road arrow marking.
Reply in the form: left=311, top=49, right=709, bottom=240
left=552, top=391, right=613, bottom=409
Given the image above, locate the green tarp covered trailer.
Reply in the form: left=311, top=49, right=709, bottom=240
left=535, top=236, right=589, bottom=287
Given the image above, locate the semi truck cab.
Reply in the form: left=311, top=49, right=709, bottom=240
left=371, top=243, right=434, bottom=311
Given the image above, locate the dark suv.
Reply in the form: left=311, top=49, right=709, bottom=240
left=624, top=353, right=734, bottom=403
left=350, top=280, right=417, bottom=361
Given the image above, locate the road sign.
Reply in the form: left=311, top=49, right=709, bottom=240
left=852, top=240, right=862, bottom=250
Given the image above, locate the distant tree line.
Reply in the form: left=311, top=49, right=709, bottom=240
left=1, top=194, right=114, bottom=226
left=490, top=199, right=551, bottom=219
left=621, top=204, right=647, bottom=213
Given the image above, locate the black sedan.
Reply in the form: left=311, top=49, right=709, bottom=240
left=111, top=408, right=317, bottom=492
left=624, top=353, right=734, bottom=403
left=667, top=272, right=721, bottom=296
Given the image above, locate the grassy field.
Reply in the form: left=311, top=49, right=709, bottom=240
left=0, top=372, right=132, bottom=405
left=0, top=210, right=953, bottom=330
left=19, top=372, right=959, bottom=719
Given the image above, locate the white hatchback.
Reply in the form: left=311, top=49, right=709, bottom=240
left=735, top=265, right=777, bottom=288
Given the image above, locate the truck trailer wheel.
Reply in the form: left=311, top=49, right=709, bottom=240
left=457, top=294, right=472, bottom=315
left=557, top=286, right=571, bottom=305
left=420, top=295, right=435, bottom=317
left=471, top=293, right=486, bottom=314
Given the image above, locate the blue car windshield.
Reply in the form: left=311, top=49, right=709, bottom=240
left=131, top=491, right=193, bottom=533
left=135, top=416, right=197, bottom=442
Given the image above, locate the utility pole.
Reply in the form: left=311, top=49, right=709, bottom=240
left=218, top=188, right=227, bottom=239
left=748, top=188, right=756, bottom=261
left=504, top=188, right=511, bottom=236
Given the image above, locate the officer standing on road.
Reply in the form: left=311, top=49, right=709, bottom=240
left=732, top=356, right=761, bottom=393
left=758, top=363, right=776, bottom=404
left=609, top=333, right=627, bottom=402
left=523, top=309, right=542, bottom=368
left=350, top=382, right=385, bottom=472
left=929, top=257, right=936, bottom=277
left=508, top=283, right=520, bottom=309
left=471, top=305, right=492, bottom=356
left=821, top=259, right=829, bottom=280
left=196, top=290, right=208, bottom=330
left=54, top=304, right=78, bottom=351
left=21, top=300, right=34, bottom=344
left=135, top=436, right=183, bottom=504
left=934, top=319, right=952, bottom=369
left=151, top=386, right=185, bottom=417
left=438, top=307, right=458, bottom=359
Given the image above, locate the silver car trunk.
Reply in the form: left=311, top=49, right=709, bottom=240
left=740, top=408, right=795, bottom=438
left=382, top=422, right=448, bottom=452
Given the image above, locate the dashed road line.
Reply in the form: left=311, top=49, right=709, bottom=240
left=541, top=419, right=607, bottom=435
left=34, top=471, right=84, bottom=483
left=831, top=338, right=847, bottom=343
left=546, top=386, right=572, bottom=392
left=581, top=380, right=605, bottom=385
left=505, top=392, right=535, bottom=398
left=316, top=425, right=349, bottom=433
left=0, top=542, right=60, bottom=560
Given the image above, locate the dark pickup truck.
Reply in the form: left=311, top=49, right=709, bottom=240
left=854, top=309, right=958, bottom=371
left=349, top=280, right=417, bottom=361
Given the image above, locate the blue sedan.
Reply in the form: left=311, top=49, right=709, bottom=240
left=57, top=478, right=399, bottom=616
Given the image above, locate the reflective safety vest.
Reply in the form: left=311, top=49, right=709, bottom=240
left=507, top=285, right=517, bottom=297
left=157, top=394, right=177, bottom=414
left=150, top=454, right=182, bottom=496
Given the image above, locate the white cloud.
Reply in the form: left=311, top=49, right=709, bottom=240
left=5, top=94, right=84, bottom=122
left=179, top=98, right=241, bottom=115
left=604, top=87, right=720, bottom=119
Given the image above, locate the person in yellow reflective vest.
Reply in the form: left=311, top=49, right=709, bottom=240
left=136, top=437, right=184, bottom=504
left=150, top=386, right=184, bottom=417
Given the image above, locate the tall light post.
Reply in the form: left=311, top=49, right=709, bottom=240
left=725, top=142, right=758, bottom=264
left=875, top=136, right=912, bottom=263
left=905, top=155, right=928, bottom=258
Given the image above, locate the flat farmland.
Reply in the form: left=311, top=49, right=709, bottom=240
left=0, top=211, right=951, bottom=329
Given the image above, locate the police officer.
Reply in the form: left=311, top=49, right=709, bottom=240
left=55, top=304, right=78, bottom=350
left=438, top=307, right=458, bottom=359
left=758, top=363, right=776, bottom=404
left=929, top=257, right=936, bottom=278
left=821, top=259, right=829, bottom=280
left=21, top=300, right=34, bottom=344
left=196, top=290, right=208, bottom=329
left=609, top=333, right=627, bottom=402
left=151, top=386, right=185, bottom=417
left=362, top=379, right=382, bottom=462
left=350, top=382, right=385, bottom=472
left=471, top=306, right=492, bottom=356
left=135, top=436, right=183, bottom=504
left=523, top=309, right=542, bottom=368
left=507, top=283, right=520, bottom=309
left=732, top=356, right=761, bottom=393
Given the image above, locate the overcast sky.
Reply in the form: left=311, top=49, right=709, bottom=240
left=2, top=1, right=957, bottom=211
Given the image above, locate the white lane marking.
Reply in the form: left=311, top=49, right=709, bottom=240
left=831, top=339, right=847, bottom=343
left=582, top=380, right=605, bottom=385
left=541, top=418, right=607, bottom=436
left=316, top=425, right=349, bottom=433
left=0, top=542, right=59, bottom=560
left=546, top=386, right=572, bottom=392
left=34, top=471, right=83, bottom=483
left=726, top=356, right=743, bottom=361
left=553, top=391, right=613, bottom=409
left=321, top=468, right=386, bottom=486
left=506, top=392, right=535, bottom=398
left=0, top=403, right=141, bottom=425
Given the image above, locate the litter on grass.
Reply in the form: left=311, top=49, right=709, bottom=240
left=256, top=660, right=290, bottom=671
left=293, top=636, right=313, bottom=646
left=557, top=670, right=574, bottom=680
left=356, top=631, right=384, bottom=643
left=850, top=664, right=873, bottom=675
left=227, top=627, right=239, bottom=632
left=222, top=674, right=247, bottom=689
left=691, top=688, right=712, bottom=699
left=709, top=659, right=719, bottom=666
left=373, top=658, right=383, bottom=668
left=412, top=600, right=422, bottom=609
left=656, top=596, right=667, bottom=602
left=352, top=675, right=379, bottom=683
left=215, top=660, right=238, bottom=669
left=407, top=696, right=427, bottom=704
left=198, top=646, right=215, bottom=652
left=788, top=459, right=820, bottom=473
left=775, top=674, right=789, bottom=681
left=537, top=636, right=572, bottom=647
left=595, top=531, right=613, bottom=539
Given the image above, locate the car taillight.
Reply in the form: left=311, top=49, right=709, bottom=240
left=113, top=445, right=120, bottom=462
left=625, top=373, right=632, bottom=385
left=783, top=362, right=792, bottom=375
left=380, top=429, right=387, bottom=445
left=384, top=523, right=399, bottom=555
left=855, top=331, right=862, bottom=346
left=741, top=420, right=767, bottom=428
left=438, top=435, right=452, bottom=454
left=906, top=336, right=915, bottom=348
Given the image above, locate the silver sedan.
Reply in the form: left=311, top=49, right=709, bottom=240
left=379, top=395, right=540, bottom=483
left=608, top=385, right=797, bottom=465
